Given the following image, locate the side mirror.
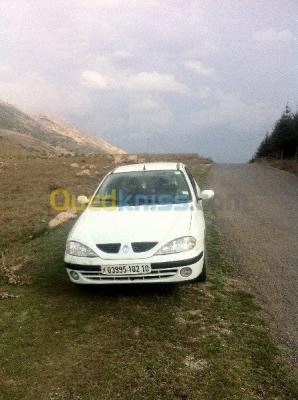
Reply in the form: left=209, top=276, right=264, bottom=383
left=77, top=195, right=89, bottom=205
left=199, top=190, right=214, bottom=201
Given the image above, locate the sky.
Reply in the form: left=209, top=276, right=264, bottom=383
left=0, top=0, right=297, bottom=162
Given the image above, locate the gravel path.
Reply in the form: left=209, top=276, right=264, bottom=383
left=207, top=163, right=298, bottom=367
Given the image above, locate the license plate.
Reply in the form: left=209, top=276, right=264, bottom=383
left=101, top=264, right=151, bottom=275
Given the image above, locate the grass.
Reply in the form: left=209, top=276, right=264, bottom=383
left=0, top=153, right=115, bottom=251
left=0, top=152, right=207, bottom=251
left=0, top=155, right=297, bottom=399
left=255, top=158, right=298, bottom=177
left=269, top=159, right=298, bottom=177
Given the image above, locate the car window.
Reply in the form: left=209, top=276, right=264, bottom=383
left=91, top=170, right=192, bottom=207
left=185, top=167, right=199, bottom=198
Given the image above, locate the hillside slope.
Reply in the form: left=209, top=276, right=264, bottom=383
left=0, top=100, right=124, bottom=155
left=0, top=129, right=60, bottom=156
left=34, top=113, right=124, bottom=155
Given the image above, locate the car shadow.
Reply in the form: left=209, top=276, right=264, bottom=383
left=73, top=282, right=178, bottom=299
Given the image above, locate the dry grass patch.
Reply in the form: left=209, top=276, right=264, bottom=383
left=255, top=158, right=298, bottom=177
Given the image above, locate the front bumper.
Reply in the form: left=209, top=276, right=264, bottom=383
left=65, top=251, right=204, bottom=284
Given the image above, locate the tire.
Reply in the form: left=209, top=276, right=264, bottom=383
left=198, top=255, right=207, bottom=282
left=193, top=249, right=207, bottom=282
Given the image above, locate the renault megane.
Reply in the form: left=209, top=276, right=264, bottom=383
left=64, top=162, right=214, bottom=284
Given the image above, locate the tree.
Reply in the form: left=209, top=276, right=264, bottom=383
left=253, top=104, right=298, bottom=160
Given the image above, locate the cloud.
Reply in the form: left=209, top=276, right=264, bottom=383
left=127, top=96, right=174, bottom=135
left=80, top=69, right=188, bottom=93
left=112, top=50, right=132, bottom=59
left=0, top=1, right=296, bottom=162
left=0, top=73, right=61, bottom=112
left=124, top=71, right=188, bottom=93
left=253, top=29, right=295, bottom=44
left=130, top=97, right=160, bottom=112
left=80, top=70, right=115, bottom=89
left=0, top=64, right=11, bottom=74
left=72, top=0, right=139, bottom=9
left=0, top=71, right=94, bottom=116
left=184, top=60, right=216, bottom=77
left=185, top=94, right=278, bottom=134
left=0, top=64, right=12, bottom=81
left=184, top=40, right=219, bottom=59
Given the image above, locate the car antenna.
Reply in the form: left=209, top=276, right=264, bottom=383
left=143, top=164, right=146, bottom=171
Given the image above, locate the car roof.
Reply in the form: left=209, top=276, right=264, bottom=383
left=113, top=162, right=186, bottom=173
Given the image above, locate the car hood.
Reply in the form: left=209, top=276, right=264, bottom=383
left=69, top=205, right=193, bottom=259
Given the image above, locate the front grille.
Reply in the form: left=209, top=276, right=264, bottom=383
left=131, top=242, right=158, bottom=252
left=65, top=252, right=203, bottom=282
left=96, top=243, right=121, bottom=253
left=78, top=268, right=178, bottom=281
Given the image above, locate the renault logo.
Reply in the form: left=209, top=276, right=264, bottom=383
left=122, top=245, right=129, bottom=254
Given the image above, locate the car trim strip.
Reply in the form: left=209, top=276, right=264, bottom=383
left=65, top=251, right=203, bottom=272
left=151, top=251, right=203, bottom=269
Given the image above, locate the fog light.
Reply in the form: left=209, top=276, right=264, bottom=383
left=180, top=267, right=192, bottom=277
left=70, top=271, right=79, bottom=280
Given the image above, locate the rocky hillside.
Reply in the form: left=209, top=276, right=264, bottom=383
left=0, top=100, right=124, bottom=156
left=34, top=113, right=124, bottom=155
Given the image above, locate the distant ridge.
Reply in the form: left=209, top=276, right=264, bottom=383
left=0, top=100, right=125, bottom=155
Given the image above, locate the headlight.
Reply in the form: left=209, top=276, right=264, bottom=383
left=66, top=241, right=98, bottom=257
left=155, top=236, right=196, bottom=255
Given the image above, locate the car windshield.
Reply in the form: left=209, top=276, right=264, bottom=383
left=91, top=170, right=192, bottom=207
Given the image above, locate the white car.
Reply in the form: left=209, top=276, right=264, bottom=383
left=64, top=162, right=214, bottom=284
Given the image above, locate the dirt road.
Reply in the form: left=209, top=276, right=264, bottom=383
left=208, top=163, right=298, bottom=367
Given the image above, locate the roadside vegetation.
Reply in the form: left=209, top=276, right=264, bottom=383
left=252, top=104, right=298, bottom=176
left=0, top=153, right=297, bottom=399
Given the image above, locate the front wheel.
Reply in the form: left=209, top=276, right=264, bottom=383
left=193, top=250, right=207, bottom=282
left=198, top=255, right=207, bottom=282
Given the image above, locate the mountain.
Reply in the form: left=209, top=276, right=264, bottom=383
left=0, top=100, right=125, bottom=156
left=33, top=113, right=124, bottom=155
